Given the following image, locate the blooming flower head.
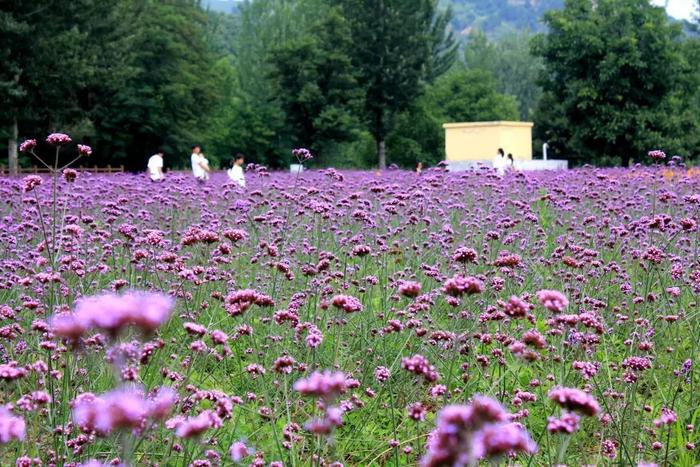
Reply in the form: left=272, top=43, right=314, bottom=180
left=331, top=294, right=363, bottom=313
left=230, top=440, right=252, bottom=462
left=452, top=247, right=478, bottom=263
left=46, top=133, right=72, bottom=145
left=173, top=410, right=222, bottom=438
left=77, top=144, right=92, bottom=156
left=294, top=370, right=349, bottom=400
left=653, top=408, right=677, bottom=428
left=536, top=289, right=568, bottom=313
left=401, top=354, right=439, bottom=383
left=420, top=397, right=535, bottom=466
left=648, top=150, right=666, bottom=162
left=63, top=168, right=79, bottom=183
left=23, top=175, right=43, bottom=193
left=72, top=386, right=172, bottom=436
left=547, top=412, right=581, bottom=434
left=548, top=387, right=600, bottom=416
left=503, top=295, right=531, bottom=318
left=19, top=139, right=37, bottom=153
left=471, top=422, right=537, bottom=459
left=443, top=275, right=483, bottom=297
left=292, top=148, right=313, bottom=162
left=53, top=290, right=174, bottom=340
left=398, top=281, right=422, bottom=298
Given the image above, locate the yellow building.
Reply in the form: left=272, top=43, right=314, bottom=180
left=443, top=121, right=534, bottom=162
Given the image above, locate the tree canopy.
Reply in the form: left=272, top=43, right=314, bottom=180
left=2, top=0, right=699, bottom=172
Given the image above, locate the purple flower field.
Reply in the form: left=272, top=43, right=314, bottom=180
left=1, top=162, right=699, bottom=466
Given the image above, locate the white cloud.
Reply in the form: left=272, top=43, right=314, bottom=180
left=651, top=0, right=696, bottom=20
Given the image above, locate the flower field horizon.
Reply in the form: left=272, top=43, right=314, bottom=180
left=1, top=163, right=699, bottom=466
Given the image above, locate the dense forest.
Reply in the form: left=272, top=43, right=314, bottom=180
left=1, top=0, right=700, bottom=171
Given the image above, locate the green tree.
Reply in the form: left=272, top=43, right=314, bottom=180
left=268, top=9, right=360, bottom=164
left=339, top=0, right=456, bottom=168
left=532, top=0, right=690, bottom=167
left=89, top=0, right=219, bottom=170
left=205, top=0, right=327, bottom=168
left=387, top=68, right=519, bottom=167
left=464, top=30, right=543, bottom=120
left=0, top=0, right=107, bottom=173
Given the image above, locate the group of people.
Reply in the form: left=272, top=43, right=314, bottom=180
left=493, top=148, right=515, bottom=175
left=146, top=145, right=246, bottom=187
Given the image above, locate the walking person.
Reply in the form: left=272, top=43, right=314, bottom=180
left=227, top=153, right=246, bottom=188
left=507, top=153, right=515, bottom=172
left=493, top=148, right=507, bottom=176
left=191, top=145, right=210, bottom=183
left=147, top=149, right=165, bottom=182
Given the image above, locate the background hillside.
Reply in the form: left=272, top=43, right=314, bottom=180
left=203, top=0, right=564, bottom=35
left=441, top=0, right=563, bottom=36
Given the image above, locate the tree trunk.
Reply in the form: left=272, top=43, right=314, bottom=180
left=377, top=139, right=386, bottom=170
left=621, top=153, right=631, bottom=168
left=8, top=117, right=18, bottom=176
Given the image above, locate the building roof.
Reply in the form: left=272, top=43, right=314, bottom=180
left=442, top=121, right=534, bottom=129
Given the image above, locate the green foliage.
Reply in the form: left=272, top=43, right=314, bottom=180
left=339, top=0, right=457, bottom=168
left=428, top=68, right=519, bottom=123
left=387, top=68, right=519, bottom=167
left=268, top=9, right=361, bottom=165
left=90, top=0, right=220, bottom=170
left=440, top=0, right=564, bottom=36
left=464, top=30, right=543, bottom=120
left=532, top=0, right=700, bottom=166
left=202, top=0, right=327, bottom=168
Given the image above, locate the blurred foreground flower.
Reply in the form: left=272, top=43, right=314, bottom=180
left=421, top=396, right=536, bottom=466
left=51, top=290, right=174, bottom=340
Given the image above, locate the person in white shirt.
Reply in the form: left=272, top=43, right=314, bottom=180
left=190, top=145, right=210, bottom=182
left=493, top=148, right=506, bottom=176
left=147, top=150, right=164, bottom=182
left=227, top=153, right=246, bottom=188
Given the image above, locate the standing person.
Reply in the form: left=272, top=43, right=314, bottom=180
left=493, top=148, right=506, bottom=176
left=507, top=153, right=515, bottom=171
left=147, top=150, right=165, bottom=182
left=415, top=161, right=423, bottom=175
left=190, top=145, right=209, bottom=182
left=227, top=153, right=246, bottom=188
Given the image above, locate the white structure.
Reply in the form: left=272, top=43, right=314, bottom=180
left=447, top=159, right=568, bottom=172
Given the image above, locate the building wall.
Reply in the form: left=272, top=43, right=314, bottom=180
left=443, top=121, right=534, bottom=162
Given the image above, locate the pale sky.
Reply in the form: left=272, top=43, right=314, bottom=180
left=652, top=0, right=696, bottom=20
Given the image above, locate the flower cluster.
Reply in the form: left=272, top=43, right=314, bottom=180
left=292, top=148, right=313, bottom=162
left=46, top=133, right=72, bottom=145
left=73, top=386, right=175, bottom=436
left=51, top=291, right=174, bottom=340
left=442, top=275, right=483, bottom=297
left=421, top=397, right=536, bottom=466
left=331, top=294, right=363, bottom=313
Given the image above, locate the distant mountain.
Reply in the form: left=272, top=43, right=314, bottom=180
left=202, top=0, right=563, bottom=36
left=202, top=0, right=693, bottom=38
left=441, top=0, right=564, bottom=37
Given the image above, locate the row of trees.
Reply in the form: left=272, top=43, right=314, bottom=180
left=2, top=0, right=700, bottom=171
left=1, top=0, right=219, bottom=172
